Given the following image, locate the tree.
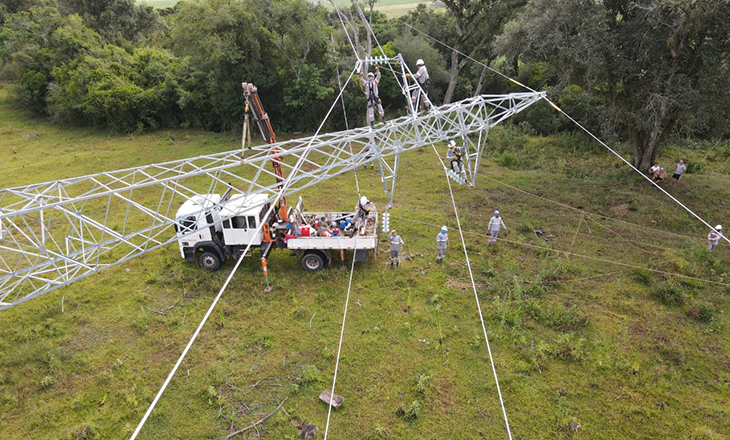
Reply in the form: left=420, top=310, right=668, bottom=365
left=497, top=0, right=730, bottom=170
left=439, top=0, right=525, bottom=104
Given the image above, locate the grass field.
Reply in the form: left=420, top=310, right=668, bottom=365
left=1, top=82, right=730, bottom=440
left=138, top=0, right=432, bottom=17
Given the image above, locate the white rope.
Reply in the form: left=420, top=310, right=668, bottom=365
left=130, top=67, right=360, bottom=440
left=399, top=19, right=728, bottom=245
left=335, top=64, right=361, bottom=197
left=352, top=2, right=405, bottom=90
left=329, top=0, right=360, bottom=59
left=323, top=235, right=358, bottom=440
left=430, top=145, right=513, bottom=440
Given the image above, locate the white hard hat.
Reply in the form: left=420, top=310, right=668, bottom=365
left=494, top=210, right=500, bottom=215
left=449, top=140, right=456, bottom=147
left=716, top=225, right=722, bottom=230
left=391, top=229, right=396, bottom=234
left=360, top=196, right=368, bottom=205
left=441, top=226, right=448, bottom=231
left=367, top=72, right=374, bottom=78
left=416, top=58, right=424, bottom=66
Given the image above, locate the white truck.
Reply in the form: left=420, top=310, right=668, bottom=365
left=174, top=192, right=378, bottom=273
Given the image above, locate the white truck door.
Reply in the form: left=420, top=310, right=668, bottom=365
left=222, top=215, right=261, bottom=246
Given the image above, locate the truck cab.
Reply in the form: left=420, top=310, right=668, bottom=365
left=174, top=193, right=270, bottom=270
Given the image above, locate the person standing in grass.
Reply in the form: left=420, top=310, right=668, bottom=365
left=389, top=230, right=404, bottom=268
left=708, top=225, right=723, bottom=251
left=488, top=210, right=507, bottom=245
left=436, top=226, right=448, bottom=264
left=669, top=160, right=687, bottom=187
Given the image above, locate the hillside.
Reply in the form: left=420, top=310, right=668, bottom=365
left=1, top=82, right=729, bottom=439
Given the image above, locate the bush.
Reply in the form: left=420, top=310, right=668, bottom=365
left=299, top=365, right=321, bottom=385
left=631, top=268, right=655, bottom=286
left=396, top=400, right=421, bottom=421
left=651, top=282, right=685, bottom=306
left=496, top=151, right=524, bottom=169
left=689, top=303, right=715, bottom=323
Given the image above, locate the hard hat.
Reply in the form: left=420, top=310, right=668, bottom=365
left=716, top=225, right=722, bottom=230
left=441, top=226, right=448, bottom=231
left=367, top=72, right=374, bottom=78
left=391, top=229, right=396, bottom=234
left=449, top=140, right=456, bottom=147
left=416, top=58, right=424, bottom=66
left=494, top=210, right=500, bottom=215
left=360, top=196, right=368, bottom=205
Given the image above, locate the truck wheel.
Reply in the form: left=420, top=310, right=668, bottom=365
left=301, top=251, right=325, bottom=272
left=198, top=251, right=221, bottom=271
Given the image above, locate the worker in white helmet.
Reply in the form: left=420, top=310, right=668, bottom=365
left=359, top=66, right=386, bottom=128
left=436, top=226, right=449, bottom=264
left=407, top=58, right=430, bottom=110
left=707, top=225, right=723, bottom=250
left=353, top=195, right=376, bottom=233
left=445, top=140, right=467, bottom=182
left=389, top=229, right=405, bottom=268
left=488, top=210, right=507, bottom=245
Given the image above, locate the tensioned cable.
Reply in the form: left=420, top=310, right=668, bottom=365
left=329, top=0, right=359, bottom=59
left=398, top=19, right=728, bottom=245
left=390, top=215, right=730, bottom=288
left=430, top=145, right=514, bottom=439
left=480, top=173, right=705, bottom=244
left=322, top=235, right=358, bottom=440
left=129, top=66, right=360, bottom=440
left=335, top=64, right=361, bottom=197
left=352, top=2, right=406, bottom=90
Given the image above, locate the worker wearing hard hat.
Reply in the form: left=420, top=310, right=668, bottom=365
left=488, top=210, right=507, bottom=245
left=359, top=66, right=386, bottom=128
left=353, top=196, right=376, bottom=233
left=389, top=229, right=405, bottom=268
left=407, top=58, right=430, bottom=110
left=446, top=140, right=467, bottom=182
left=436, top=226, right=449, bottom=264
left=708, top=225, right=723, bottom=251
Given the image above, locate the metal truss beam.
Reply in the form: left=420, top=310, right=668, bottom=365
left=0, top=91, right=544, bottom=309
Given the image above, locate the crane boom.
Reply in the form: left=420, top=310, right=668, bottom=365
left=0, top=68, right=544, bottom=309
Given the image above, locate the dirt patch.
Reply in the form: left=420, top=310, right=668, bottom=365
left=447, top=278, right=489, bottom=291
left=611, top=204, right=629, bottom=215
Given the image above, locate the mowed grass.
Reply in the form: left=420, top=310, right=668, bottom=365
left=1, top=82, right=730, bottom=439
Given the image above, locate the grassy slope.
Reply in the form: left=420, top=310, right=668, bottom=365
left=0, top=83, right=729, bottom=440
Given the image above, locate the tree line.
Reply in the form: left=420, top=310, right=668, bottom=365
left=1, top=0, right=728, bottom=170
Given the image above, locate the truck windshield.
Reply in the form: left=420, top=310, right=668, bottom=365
left=178, top=216, right=196, bottom=233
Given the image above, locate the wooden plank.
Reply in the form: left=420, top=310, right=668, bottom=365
left=318, top=390, right=344, bottom=409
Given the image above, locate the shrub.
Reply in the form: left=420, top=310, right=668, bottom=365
left=396, top=400, right=421, bottom=421
left=40, top=375, right=54, bottom=390
left=651, top=282, right=685, bottom=306
left=689, top=303, right=715, bottom=324
left=415, top=374, right=430, bottom=395
left=548, top=334, right=585, bottom=362
left=496, top=151, right=523, bottom=169
left=631, top=268, right=655, bottom=285
left=299, top=365, right=321, bottom=385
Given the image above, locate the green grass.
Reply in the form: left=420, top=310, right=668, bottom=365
left=137, top=0, right=434, bottom=17
left=1, top=82, right=730, bottom=439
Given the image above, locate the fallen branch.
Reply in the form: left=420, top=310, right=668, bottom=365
left=224, top=397, right=288, bottom=439
left=309, top=313, right=320, bottom=339
left=144, top=304, right=176, bottom=315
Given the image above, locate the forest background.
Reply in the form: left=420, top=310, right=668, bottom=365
left=1, top=0, right=728, bottom=169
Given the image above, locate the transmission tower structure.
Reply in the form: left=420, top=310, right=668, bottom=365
left=0, top=54, right=545, bottom=310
